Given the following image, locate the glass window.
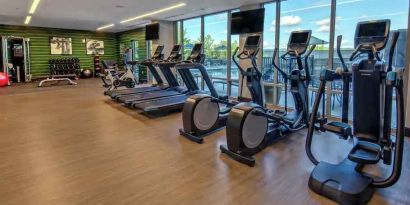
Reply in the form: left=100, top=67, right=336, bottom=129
left=262, top=2, right=276, bottom=83
left=331, top=0, right=409, bottom=124
left=278, top=0, right=331, bottom=108
left=182, top=17, right=203, bottom=88
left=182, top=18, right=202, bottom=59
left=204, top=12, right=228, bottom=95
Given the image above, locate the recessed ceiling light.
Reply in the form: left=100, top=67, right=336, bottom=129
left=96, top=24, right=115, bottom=31
left=24, top=16, right=32, bottom=25
left=29, top=0, right=41, bottom=14
left=120, top=2, right=186, bottom=24
left=115, top=5, right=124, bottom=8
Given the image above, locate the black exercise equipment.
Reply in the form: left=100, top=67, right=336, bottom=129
left=115, top=44, right=201, bottom=107
left=220, top=30, right=315, bottom=166
left=179, top=35, right=264, bottom=144
left=306, top=20, right=404, bottom=205
left=104, top=45, right=172, bottom=98
left=131, top=43, right=214, bottom=114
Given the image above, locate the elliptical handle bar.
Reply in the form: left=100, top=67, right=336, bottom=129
left=337, top=35, right=349, bottom=72
left=304, top=44, right=316, bottom=83
left=272, top=48, right=288, bottom=79
left=349, top=44, right=363, bottom=61
left=387, top=31, right=400, bottom=72
left=232, top=47, right=245, bottom=75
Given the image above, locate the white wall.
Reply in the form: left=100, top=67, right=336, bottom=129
left=150, top=21, right=175, bottom=84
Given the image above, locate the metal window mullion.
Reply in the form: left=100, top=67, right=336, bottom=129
left=325, top=0, right=337, bottom=117
left=273, top=1, right=281, bottom=105
left=227, top=11, right=232, bottom=96
left=404, top=2, right=410, bottom=123
left=201, top=16, right=205, bottom=90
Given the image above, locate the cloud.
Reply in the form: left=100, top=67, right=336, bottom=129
left=281, top=16, right=302, bottom=26
left=318, top=25, right=330, bottom=32
left=315, top=18, right=331, bottom=33
left=270, top=26, right=275, bottom=32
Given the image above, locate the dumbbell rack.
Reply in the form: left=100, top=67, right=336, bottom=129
left=38, top=58, right=80, bottom=87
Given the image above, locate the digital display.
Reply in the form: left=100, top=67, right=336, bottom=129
left=231, top=8, right=265, bottom=35
left=145, top=23, right=160, bottom=40
left=190, top=44, right=203, bottom=57
left=290, top=32, right=310, bottom=44
left=245, top=35, right=261, bottom=47
left=172, top=45, right=181, bottom=52
left=153, top=45, right=164, bottom=56
left=358, top=22, right=387, bottom=37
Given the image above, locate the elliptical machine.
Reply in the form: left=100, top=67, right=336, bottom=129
left=306, top=20, right=404, bottom=205
left=178, top=35, right=264, bottom=144
left=220, top=30, right=315, bottom=166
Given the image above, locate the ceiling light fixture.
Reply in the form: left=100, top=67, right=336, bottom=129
left=24, top=16, right=32, bottom=25
left=121, top=2, right=186, bottom=24
left=29, top=0, right=41, bottom=14
left=97, top=24, right=115, bottom=31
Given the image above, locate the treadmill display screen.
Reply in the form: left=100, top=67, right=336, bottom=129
left=190, top=44, right=203, bottom=58
left=245, top=35, right=261, bottom=47
left=358, top=22, right=387, bottom=38
left=172, top=45, right=181, bottom=52
left=153, top=46, right=164, bottom=56
left=290, top=32, right=310, bottom=44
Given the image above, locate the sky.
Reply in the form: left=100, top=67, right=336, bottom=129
left=182, top=0, right=408, bottom=50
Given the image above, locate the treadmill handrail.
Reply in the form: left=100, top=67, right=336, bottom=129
left=175, top=63, right=219, bottom=98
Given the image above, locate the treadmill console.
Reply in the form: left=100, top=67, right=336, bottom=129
left=244, top=35, right=261, bottom=56
left=354, top=20, right=390, bottom=52
left=152, top=45, right=164, bottom=59
left=287, top=30, right=311, bottom=56
left=168, top=45, right=182, bottom=61
left=188, top=43, right=203, bottom=62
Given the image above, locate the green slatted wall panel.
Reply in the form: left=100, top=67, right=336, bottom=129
left=0, top=25, right=117, bottom=77
left=116, top=28, right=146, bottom=62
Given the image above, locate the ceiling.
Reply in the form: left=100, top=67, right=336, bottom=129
left=0, top=0, right=270, bottom=33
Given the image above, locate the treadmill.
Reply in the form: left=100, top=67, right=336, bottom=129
left=132, top=45, right=223, bottom=114
left=104, top=45, right=166, bottom=98
left=116, top=44, right=204, bottom=106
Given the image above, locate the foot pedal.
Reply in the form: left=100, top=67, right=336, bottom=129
left=349, top=141, right=381, bottom=164
left=323, top=121, right=352, bottom=139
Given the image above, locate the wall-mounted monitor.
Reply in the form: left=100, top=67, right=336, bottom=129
left=231, top=8, right=265, bottom=35
left=145, top=23, right=160, bottom=41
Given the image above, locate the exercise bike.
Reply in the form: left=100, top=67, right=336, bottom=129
left=100, top=60, right=136, bottom=90
left=306, top=20, right=404, bottom=205
left=220, top=30, right=315, bottom=166
left=179, top=35, right=264, bottom=144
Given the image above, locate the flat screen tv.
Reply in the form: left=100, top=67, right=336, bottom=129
left=231, top=8, right=265, bottom=35
left=145, top=23, right=160, bottom=40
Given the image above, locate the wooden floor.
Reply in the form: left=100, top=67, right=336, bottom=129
left=0, top=79, right=409, bottom=205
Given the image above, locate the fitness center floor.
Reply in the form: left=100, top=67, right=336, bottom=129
left=0, top=79, right=409, bottom=205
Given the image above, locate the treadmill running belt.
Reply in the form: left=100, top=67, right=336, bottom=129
left=133, top=95, right=188, bottom=112
left=107, top=87, right=161, bottom=98
left=117, top=90, right=183, bottom=104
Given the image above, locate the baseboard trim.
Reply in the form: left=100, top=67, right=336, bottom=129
left=405, top=127, right=410, bottom=137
